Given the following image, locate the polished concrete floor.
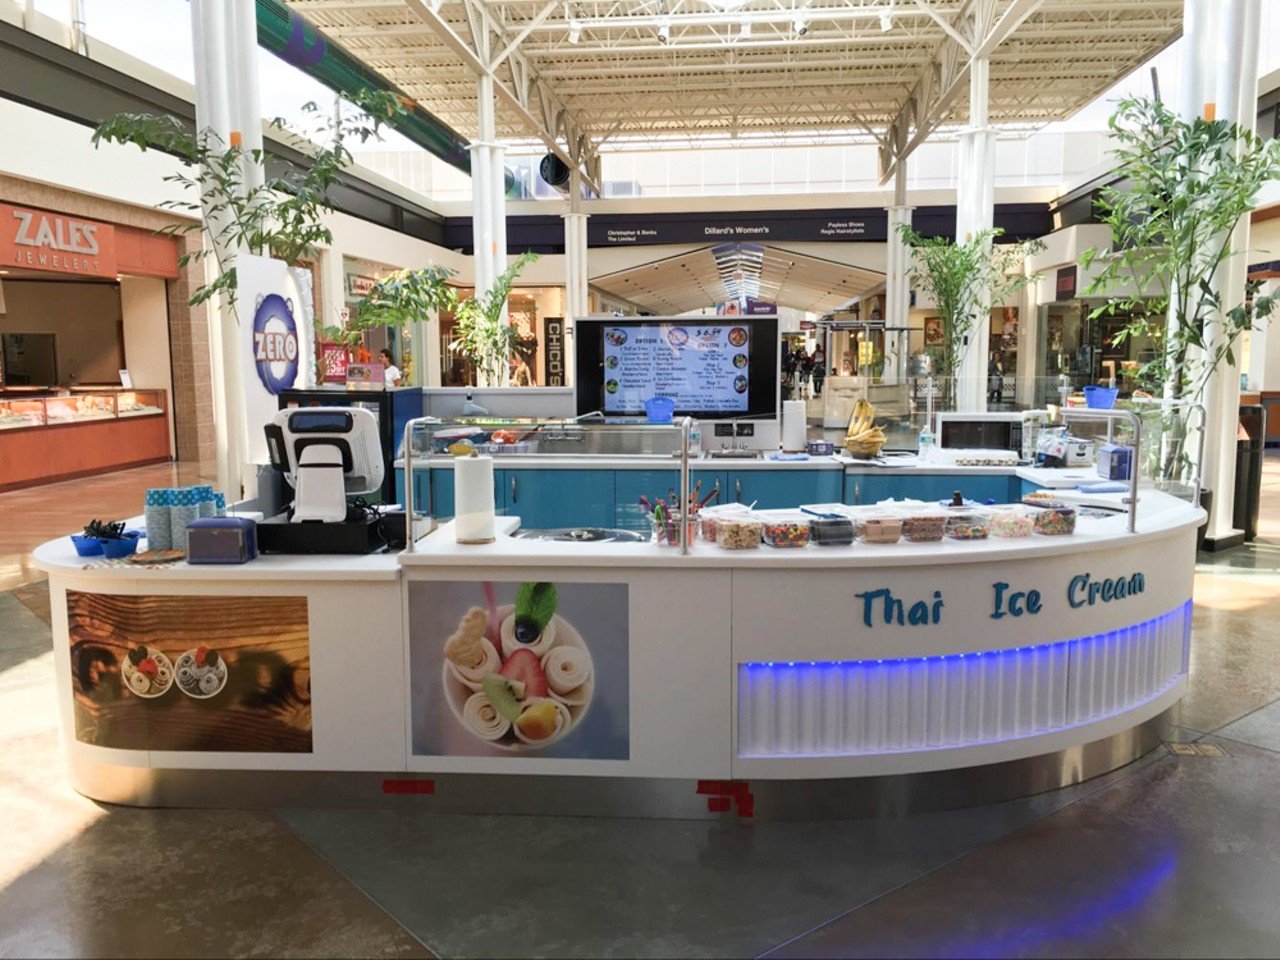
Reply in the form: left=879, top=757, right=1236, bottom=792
left=2, top=459, right=1280, bottom=958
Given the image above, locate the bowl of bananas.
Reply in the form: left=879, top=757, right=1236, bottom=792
left=844, top=398, right=886, bottom=459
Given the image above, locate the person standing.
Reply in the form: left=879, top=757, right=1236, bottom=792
left=812, top=344, right=827, bottom=397
left=380, top=348, right=403, bottom=388
left=987, top=352, right=1004, bottom=404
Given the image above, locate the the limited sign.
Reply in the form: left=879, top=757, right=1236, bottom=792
left=0, top=202, right=118, bottom=278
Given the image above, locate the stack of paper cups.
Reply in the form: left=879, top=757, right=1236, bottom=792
left=144, top=488, right=173, bottom=551
left=195, top=485, right=216, bottom=518
left=781, top=400, right=808, bottom=452
left=454, top=454, right=496, bottom=544
left=170, top=487, right=200, bottom=555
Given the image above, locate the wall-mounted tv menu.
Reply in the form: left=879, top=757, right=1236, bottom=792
left=575, top=317, right=778, bottom=419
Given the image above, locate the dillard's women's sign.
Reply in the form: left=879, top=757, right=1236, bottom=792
left=854, top=570, right=1147, bottom=628
left=0, top=203, right=118, bottom=278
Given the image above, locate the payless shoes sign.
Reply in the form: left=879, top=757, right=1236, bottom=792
left=0, top=202, right=118, bottom=278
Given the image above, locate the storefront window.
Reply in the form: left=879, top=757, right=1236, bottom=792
left=439, top=286, right=566, bottom=387
left=1037, top=299, right=1160, bottom=403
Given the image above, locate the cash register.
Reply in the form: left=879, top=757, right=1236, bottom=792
left=258, top=406, right=389, bottom=554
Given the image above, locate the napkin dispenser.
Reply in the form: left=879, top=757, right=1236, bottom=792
left=185, top=517, right=258, bottom=564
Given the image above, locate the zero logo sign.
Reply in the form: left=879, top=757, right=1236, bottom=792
left=252, top=293, right=300, bottom=395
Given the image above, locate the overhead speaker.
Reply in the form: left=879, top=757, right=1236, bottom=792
left=539, top=153, right=572, bottom=191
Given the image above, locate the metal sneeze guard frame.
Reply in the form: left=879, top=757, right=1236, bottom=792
left=1061, top=400, right=1206, bottom=535
left=400, top=415, right=695, bottom=554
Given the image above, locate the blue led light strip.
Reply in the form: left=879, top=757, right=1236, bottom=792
left=737, top=602, right=1192, bottom=758
left=740, top=601, right=1192, bottom=670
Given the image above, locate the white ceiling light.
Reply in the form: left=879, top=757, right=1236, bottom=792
left=568, top=19, right=582, bottom=42
left=427, top=0, right=443, bottom=12
left=879, top=2, right=893, bottom=32
left=793, top=15, right=809, bottom=36
left=658, top=20, right=671, bottom=42
left=739, top=18, right=751, bottom=38
left=704, top=0, right=749, bottom=9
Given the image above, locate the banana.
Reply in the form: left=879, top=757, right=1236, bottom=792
left=844, top=397, right=882, bottom=446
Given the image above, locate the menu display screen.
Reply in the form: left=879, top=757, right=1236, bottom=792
left=601, top=323, right=750, bottom=415
left=576, top=317, right=778, bottom=420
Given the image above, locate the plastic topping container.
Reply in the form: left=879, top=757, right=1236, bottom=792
left=809, top=517, right=855, bottom=546
left=989, top=507, right=1034, bottom=538
left=716, top=518, right=763, bottom=550
left=945, top=510, right=990, bottom=540
left=1033, top=505, right=1077, bottom=536
left=860, top=517, right=904, bottom=544
left=761, top=520, right=811, bottom=548
left=901, top=512, right=947, bottom=543
left=699, top=514, right=720, bottom=542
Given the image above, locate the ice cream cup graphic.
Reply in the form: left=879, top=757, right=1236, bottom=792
left=121, top=646, right=174, bottom=699
left=443, top=602, right=595, bottom=752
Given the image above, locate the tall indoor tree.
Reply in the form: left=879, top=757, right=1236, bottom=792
left=1080, top=96, right=1280, bottom=403
left=898, top=225, right=1044, bottom=381
left=91, top=89, right=407, bottom=312
left=449, top=252, right=541, bottom=387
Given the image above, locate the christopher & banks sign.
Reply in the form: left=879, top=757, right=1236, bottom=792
left=0, top=203, right=118, bottom=278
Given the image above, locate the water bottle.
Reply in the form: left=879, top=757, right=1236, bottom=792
left=688, top=423, right=703, bottom=457
left=917, top=425, right=936, bottom=464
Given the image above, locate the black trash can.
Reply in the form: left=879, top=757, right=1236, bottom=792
left=1234, top=404, right=1266, bottom=541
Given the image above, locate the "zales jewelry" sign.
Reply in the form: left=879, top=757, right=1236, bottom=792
left=0, top=203, right=118, bottom=278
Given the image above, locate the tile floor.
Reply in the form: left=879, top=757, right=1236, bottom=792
left=0, top=458, right=1279, bottom=958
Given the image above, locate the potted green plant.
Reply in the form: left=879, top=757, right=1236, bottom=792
left=449, top=252, right=540, bottom=387
left=898, top=226, right=1043, bottom=388
left=1080, top=97, right=1280, bottom=496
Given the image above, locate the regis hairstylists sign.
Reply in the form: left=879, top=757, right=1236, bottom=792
left=0, top=203, right=118, bottom=278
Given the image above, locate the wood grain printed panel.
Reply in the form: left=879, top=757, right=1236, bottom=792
left=67, top=591, right=312, bottom=753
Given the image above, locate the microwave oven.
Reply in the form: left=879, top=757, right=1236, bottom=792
left=935, top=411, right=1047, bottom=459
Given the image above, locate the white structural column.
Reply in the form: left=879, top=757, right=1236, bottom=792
left=883, top=162, right=913, bottom=385
left=1202, top=0, right=1262, bottom=544
left=954, top=56, right=997, bottom=411
left=469, top=75, right=496, bottom=299
left=563, top=168, right=590, bottom=316
left=190, top=0, right=256, bottom=499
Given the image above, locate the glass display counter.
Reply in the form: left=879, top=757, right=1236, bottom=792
left=0, top=389, right=170, bottom=490
left=0, top=390, right=167, bottom=430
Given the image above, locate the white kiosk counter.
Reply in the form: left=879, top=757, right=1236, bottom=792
left=33, top=485, right=1201, bottom=818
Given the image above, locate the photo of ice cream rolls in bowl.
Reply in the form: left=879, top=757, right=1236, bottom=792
left=174, top=645, right=229, bottom=699
left=121, top=645, right=174, bottom=698
left=442, top=582, right=595, bottom=751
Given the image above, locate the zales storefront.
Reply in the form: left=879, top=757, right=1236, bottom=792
left=0, top=183, right=213, bottom=488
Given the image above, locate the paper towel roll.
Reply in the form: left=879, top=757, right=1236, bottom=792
left=781, top=400, right=807, bottom=452
left=454, top=454, right=496, bottom=543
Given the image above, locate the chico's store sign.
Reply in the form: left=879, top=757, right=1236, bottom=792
left=1, top=203, right=118, bottom=278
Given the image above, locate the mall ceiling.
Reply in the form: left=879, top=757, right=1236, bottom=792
left=284, top=0, right=1182, bottom=178
left=591, top=244, right=883, bottom=314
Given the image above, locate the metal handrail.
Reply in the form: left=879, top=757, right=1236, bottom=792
left=402, top=415, right=440, bottom=554
left=1059, top=401, right=1207, bottom=534
left=1061, top=407, right=1142, bottom=534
